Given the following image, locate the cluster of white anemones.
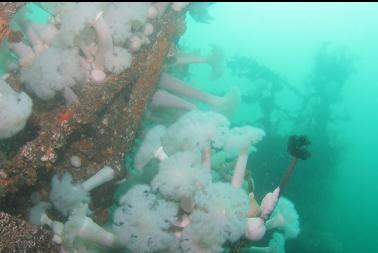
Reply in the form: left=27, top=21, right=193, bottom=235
left=0, top=2, right=191, bottom=139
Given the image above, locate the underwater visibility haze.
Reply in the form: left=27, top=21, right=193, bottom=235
left=0, top=2, right=377, bottom=253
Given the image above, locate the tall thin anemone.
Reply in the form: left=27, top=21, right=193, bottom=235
left=279, top=135, right=311, bottom=192
left=159, top=73, right=241, bottom=118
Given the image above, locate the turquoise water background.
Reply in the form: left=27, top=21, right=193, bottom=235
left=179, top=3, right=378, bottom=252
left=2, top=3, right=377, bottom=252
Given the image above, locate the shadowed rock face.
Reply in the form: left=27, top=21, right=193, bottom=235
left=0, top=211, right=60, bottom=253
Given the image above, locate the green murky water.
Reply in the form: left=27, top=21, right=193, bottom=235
left=178, top=3, right=378, bottom=252
left=2, top=3, right=378, bottom=253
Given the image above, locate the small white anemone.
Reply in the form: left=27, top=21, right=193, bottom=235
left=161, top=110, right=230, bottom=155
left=151, top=151, right=211, bottom=201
left=192, top=182, right=249, bottom=244
left=134, top=125, right=168, bottom=170
left=63, top=204, right=116, bottom=249
left=49, top=167, right=114, bottom=216
left=113, top=184, right=179, bottom=253
left=266, top=197, right=300, bottom=239
left=0, top=79, right=33, bottom=139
